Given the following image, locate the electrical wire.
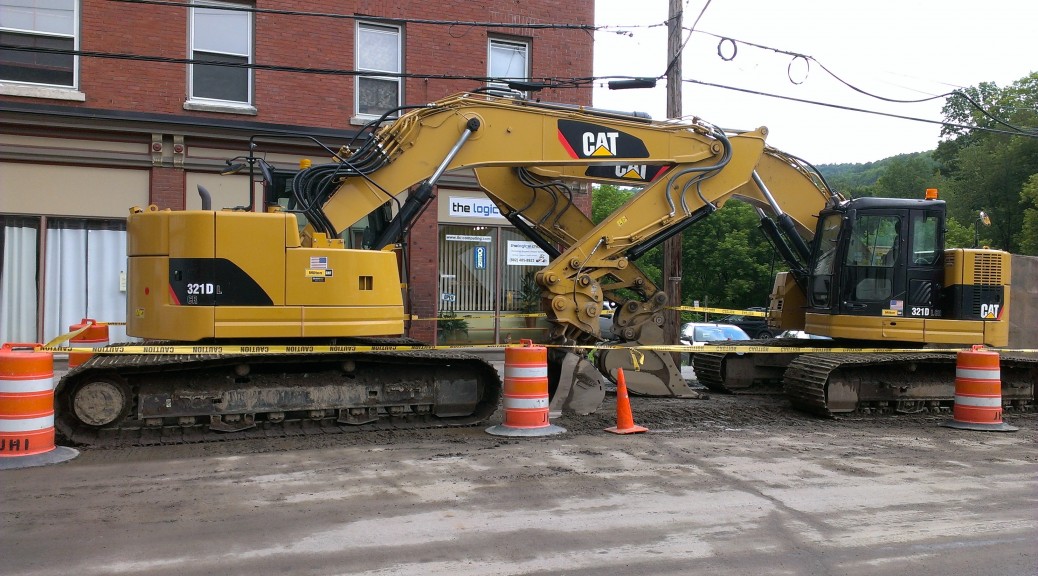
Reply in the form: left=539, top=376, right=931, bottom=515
left=691, top=30, right=1034, bottom=135
left=2, top=37, right=1033, bottom=139
left=108, top=0, right=598, bottom=30
left=660, top=0, right=710, bottom=81
left=682, top=77, right=1036, bottom=138
left=0, top=45, right=591, bottom=88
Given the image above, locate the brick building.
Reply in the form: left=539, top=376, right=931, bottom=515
left=0, top=0, right=594, bottom=344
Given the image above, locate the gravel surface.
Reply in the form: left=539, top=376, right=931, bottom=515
left=2, top=371, right=1036, bottom=576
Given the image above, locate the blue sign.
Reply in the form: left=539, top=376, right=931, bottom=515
left=473, top=246, right=487, bottom=269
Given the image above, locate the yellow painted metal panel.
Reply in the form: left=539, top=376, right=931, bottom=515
left=921, top=318, right=988, bottom=345
left=285, top=248, right=403, bottom=308
left=214, top=211, right=291, bottom=305
left=127, top=208, right=169, bottom=256
left=127, top=256, right=215, bottom=340
left=168, top=212, right=215, bottom=258
left=806, top=313, right=926, bottom=342
left=879, top=317, right=924, bottom=340
left=213, top=306, right=303, bottom=338
left=300, top=307, right=405, bottom=338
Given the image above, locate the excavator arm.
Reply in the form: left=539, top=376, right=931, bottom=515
left=297, top=92, right=839, bottom=411
left=299, top=94, right=724, bottom=245
left=472, top=148, right=838, bottom=401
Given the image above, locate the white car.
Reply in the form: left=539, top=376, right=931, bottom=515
left=777, top=330, right=832, bottom=340
left=680, top=322, right=750, bottom=346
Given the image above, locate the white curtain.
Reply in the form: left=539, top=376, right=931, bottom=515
left=44, top=222, right=130, bottom=344
left=85, top=228, right=129, bottom=343
left=44, top=226, right=87, bottom=343
left=0, top=220, right=39, bottom=343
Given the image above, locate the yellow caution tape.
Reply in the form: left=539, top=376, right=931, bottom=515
left=43, top=322, right=95, bottom=349
left=42, top=343, right=1038, bottom=356
left=628, top=348, right=645, bottom=370
left=36, top=319, right=1034, bottom=357
left=670, top=306, right=767, bottom=317
left=409, top=312, right=545, bottom=321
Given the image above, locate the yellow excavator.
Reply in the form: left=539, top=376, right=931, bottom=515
left=53, top=91, right=1034, bottom=445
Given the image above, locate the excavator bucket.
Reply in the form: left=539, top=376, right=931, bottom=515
left=547, top=349, right=605, bottom=416
left=596, top=345, right=701, bottom=398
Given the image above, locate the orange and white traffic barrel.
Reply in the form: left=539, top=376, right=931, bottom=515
left=0, top=343, right=78, bottom=469
left=486, top=339, right=565, bottom=437
left=942, top=346, right=1018, bottom=432
left=68, top=318, right=109, bottom=368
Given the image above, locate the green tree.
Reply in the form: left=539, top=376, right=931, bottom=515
left=590, top=186, right=772, bottom=309
left=944, top=217, right=978, bottom=249
left=678, top=201, right=777, bottom=310
left=872, top=154, right=938, bottom=199
left=935, top=73, right=1038, bottom=252
left=591, top=183, right=633, bottom=223
left=1020, top=174, right=1038, bottom=255
left=590, top=184, right=662, bottom=287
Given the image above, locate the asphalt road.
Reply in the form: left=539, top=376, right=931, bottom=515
left=2, top=369, right=1036, bottom=576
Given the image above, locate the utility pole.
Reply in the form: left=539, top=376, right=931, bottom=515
left=664, top=0, right=683, bottom=357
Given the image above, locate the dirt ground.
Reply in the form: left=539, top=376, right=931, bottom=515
left=2, top=374, right=1036, bottom=576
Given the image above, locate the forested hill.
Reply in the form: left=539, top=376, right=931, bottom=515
left=817, top=151, right=936, bottom=199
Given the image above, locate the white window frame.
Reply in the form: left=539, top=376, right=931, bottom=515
left=0, top=0, right=84, bottom=100
left=353, top=21, right=402, bottom=123
left=185, top=0, right=254, bottom=113
left=487, top=37, right=530, bottom=92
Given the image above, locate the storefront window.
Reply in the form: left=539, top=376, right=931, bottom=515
left=500, top=227, right=546, bottom=311
left=438, top=225, right=497, bottom=313
left=436, top=223, right=553, bottom=344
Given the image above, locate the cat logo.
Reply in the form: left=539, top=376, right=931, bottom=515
left=583, top=131, right=619, bottom=156
left=557, top=120, right=650, bottom=160
left=980, top=303, right=1002, bottom=319
left=615, top=164, right=647, bottom=179
left=583, top=164, right=670, bottom=182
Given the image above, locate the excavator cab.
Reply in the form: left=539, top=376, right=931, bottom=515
left=807, top=197, right=946, bottom=323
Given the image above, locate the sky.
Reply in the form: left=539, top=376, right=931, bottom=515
left=592, top=0, right=1038, bottom=164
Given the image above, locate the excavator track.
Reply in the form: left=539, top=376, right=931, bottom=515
left=783, top=352, right=1036, bottom=417
left=694, top=343, right=1036, bottom=417
left=691, top=339, right=805, bottom=394
left=55, top=339, right=501, bottom=448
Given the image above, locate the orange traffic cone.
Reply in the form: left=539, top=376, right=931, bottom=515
left=605, top=368, right=648, bottom=434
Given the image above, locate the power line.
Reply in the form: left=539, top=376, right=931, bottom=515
left=108, top=0, right=599, bottom=30
left=689, top=30, right=1034, bottom=135
left=2, top=44, right=1032, bottom=139
left=682, top=78, right=1036, bottom=139
left=0, top=45, right=590, bottom=87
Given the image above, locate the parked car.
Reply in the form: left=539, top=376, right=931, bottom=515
left=681, top=322, right=750, bottom=367
left=777, top=330, right=832, bottom=340
left=716, top=307, right=773, bottom=339
left=599, top=301, right=617, bottom=336
left=680, top=322, right=750, bottom=346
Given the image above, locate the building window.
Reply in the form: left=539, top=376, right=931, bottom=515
left=356, top=21, right=401, bottom=118
left=0, top=0, right=77, bottom=86
left=1, top=215, right=131, bottom=344
left=189, top=1, right=251, bottom=104
left=488, top=37, right=529, bottom=90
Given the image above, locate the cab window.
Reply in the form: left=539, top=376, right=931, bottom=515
left=846, top=214, right=900, bottom=268
left=910, top=212, right=942, bottom=265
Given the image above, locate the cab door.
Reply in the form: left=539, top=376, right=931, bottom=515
left=903, top=209, right=945, bottom=319
left=837, top=210, right=908, bottom=317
